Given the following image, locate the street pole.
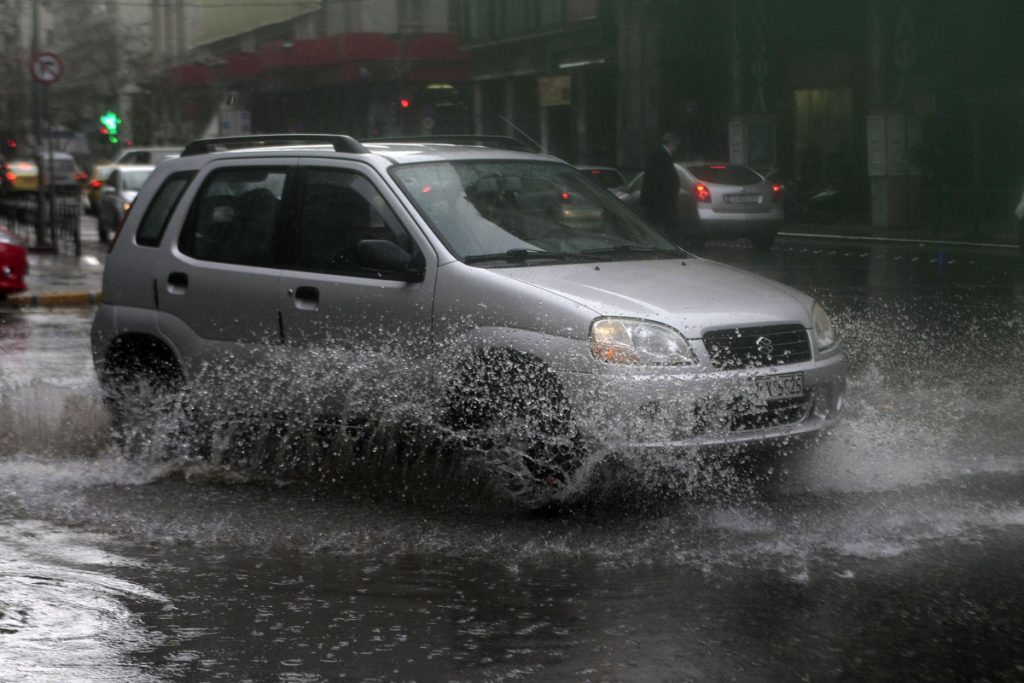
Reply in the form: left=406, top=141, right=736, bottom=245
left=31, top=0, right=48, bottom=248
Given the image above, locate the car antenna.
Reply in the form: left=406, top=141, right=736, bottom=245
left=499, top=116, right=546, bottom=154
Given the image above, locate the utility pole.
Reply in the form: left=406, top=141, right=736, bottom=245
left=30, top=0, right=49, bottom=248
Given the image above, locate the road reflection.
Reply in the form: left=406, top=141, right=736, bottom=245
left=0, top=520, right=166, bottom=682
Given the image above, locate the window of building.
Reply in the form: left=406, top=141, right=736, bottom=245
left=566, top=0, right=598, bottom=22
left=398, top=0, right=426, bottom=34
left=539, top=1, right=564, bottom=27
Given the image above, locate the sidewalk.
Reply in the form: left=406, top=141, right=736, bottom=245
left=1, top=215, right=106, bottom=309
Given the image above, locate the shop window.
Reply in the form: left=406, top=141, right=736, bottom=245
left=398, top=0, right=425, bottom=34
left=794, top=87, right=853, bottom=188
left=567, top=0, right=598, bottom=22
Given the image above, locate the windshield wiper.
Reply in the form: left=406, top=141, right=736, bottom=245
left=463, top=248, right=607, bottom=265
left=581, top=244, right=687, bottom=259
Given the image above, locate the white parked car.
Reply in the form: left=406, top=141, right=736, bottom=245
left=621, top=162, right=784, bottom=249
left=96, top=164, right=155, bottom=243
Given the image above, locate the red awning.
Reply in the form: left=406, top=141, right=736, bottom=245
left=256, top=33, right=401, bottom=71
left=403, top=34, right=468, bottom=62
left=171, top=63, right=215, bottom=87
left=224, top=52, right=262, bottom=79
left=182, top=33, right=469, bottom=86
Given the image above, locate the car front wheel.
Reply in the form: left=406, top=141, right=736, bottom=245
left=443, top=348, right=584, bottom=506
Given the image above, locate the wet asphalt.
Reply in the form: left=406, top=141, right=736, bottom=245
left=0, top=221, right=1022, bottom=681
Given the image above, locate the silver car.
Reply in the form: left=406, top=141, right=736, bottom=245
left=96, top=164, right=155, bottom=243
left=91, top=134, right=845, bottom=498
left=622, top=161, right=784, bottom=249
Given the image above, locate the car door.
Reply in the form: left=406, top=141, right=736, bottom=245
left=157, top=160, right=295, bottom=386
left=276, top=162, right=436, bottom=415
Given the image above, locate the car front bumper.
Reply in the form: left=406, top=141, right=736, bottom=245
left=696, top=208, right=783, bottom=238
left=558, top=350, right=846, bottom=451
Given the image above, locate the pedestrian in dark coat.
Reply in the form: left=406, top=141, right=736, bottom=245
left=640, top=132, right=681, bottom=237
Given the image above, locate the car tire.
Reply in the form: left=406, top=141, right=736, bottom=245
left=99, top=337, right=209, bottom=458
left=443, top=348, right=584, bottom=505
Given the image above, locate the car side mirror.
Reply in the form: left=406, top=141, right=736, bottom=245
left=355, top=239, right=424, bottom=282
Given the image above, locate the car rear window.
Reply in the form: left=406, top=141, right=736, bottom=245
left=687, top=164, right=762, bottom=186
left=136, top=171, right=195, bottom=247
left=52, top=159, right=77, bottom=175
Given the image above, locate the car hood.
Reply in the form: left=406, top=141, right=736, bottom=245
left=499, top=258, right=813, bottom=338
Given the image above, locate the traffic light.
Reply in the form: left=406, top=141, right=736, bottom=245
left=99, top=110, right=122, bottom=144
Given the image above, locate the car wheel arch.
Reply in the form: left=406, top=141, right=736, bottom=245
left=99, top=333, right=184, bottom=390
left=442, top=346, right=572, bottom=431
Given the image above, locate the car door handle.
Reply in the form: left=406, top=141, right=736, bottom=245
left=292, top=285, right=319, bottom=311
left=167, top=271, right=188, bottom=295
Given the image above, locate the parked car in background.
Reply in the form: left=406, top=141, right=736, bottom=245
left=0, top=152, right=86, bottom=197
left=621, top=161, right=784, bottom=249
left=0, top=225, right=28, bottom=297
left=92, top=133, right=845, bottom=504
left=96, top=164, right=155, bottom=243
left=1, top=159, right=40, bottom=194
left=113, top=146, right=182, bottom=166
left=576, top=165, right=630, bottom=193
left=86, top=163, right=116, bottom=215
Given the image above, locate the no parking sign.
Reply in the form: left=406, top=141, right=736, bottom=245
left=30, top=52, right=64, bottom=85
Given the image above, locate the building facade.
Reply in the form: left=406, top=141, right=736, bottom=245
left=457, top=0, right=616, bottom=165
left=150, top=0, right=468, bottom=144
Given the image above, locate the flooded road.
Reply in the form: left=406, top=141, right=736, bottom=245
left=1, top=238, right=1023, bottom=681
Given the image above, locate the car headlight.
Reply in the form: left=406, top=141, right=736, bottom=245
left=812, top=302, right=839, bottom=352
left=589, top=318, right=697, bottom=366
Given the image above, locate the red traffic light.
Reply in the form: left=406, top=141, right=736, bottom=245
left=400, top=98, right=411, bottom=109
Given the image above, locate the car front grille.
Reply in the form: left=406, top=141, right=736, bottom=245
left=703, top=324, right=811, bottom=369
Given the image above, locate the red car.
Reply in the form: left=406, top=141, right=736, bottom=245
left=0, top=225, right=27, bottom=297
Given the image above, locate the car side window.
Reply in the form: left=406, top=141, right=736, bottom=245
left=179, top=167, right=287, bottom=267
left=136, top=171, right=195, bottom=247
left=294, top=168, right=414, bottom=278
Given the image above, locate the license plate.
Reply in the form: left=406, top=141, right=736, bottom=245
left=725, top=194, right=761, bottom=204
left=753, top=372, right=804, bottom=401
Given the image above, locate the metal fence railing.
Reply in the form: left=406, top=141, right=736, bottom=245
left=0, top=190, right=81, bottom=255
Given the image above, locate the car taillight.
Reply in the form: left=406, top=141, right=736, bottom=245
left=772, top=184, right=782, bottom=203
left=90, top=179, right=102, bottom=189
left=4, top=172, right=15, bottom=183
left=560, top=191, right=572, bottom=203
left=694, top=184, right=711, bottom=203
left=74, top=172, right=88, bottom=182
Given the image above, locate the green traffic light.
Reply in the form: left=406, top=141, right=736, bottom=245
left=99, top=110, right=121, bottom=135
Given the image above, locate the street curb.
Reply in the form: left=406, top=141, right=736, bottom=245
left=0, top=291, right=102, bottom=309
left=778, top=230, right=1019, bottom=251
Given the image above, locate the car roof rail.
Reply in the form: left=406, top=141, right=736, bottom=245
left=181, top=134, right=368, bottom=157
left=364, top=135, right=540, bottom=152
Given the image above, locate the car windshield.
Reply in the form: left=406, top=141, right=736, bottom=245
left=391, top=160, right=681, bottom=265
